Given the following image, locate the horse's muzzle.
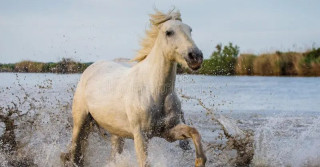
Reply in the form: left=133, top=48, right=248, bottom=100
left=185, top=48, right=203, bottom=71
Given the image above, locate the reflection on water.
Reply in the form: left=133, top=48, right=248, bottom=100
left=0, top=73, right=319, bottom=166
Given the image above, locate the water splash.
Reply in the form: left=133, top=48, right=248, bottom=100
left=253, top=116, right=320, bottom=167
left=0, top=74, right=319, bottom=167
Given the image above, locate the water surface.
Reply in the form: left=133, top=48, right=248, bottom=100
left=0, top=73, right=319, bottom=167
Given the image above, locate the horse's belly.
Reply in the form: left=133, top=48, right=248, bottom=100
left=89, top=107, right=133, bottom=138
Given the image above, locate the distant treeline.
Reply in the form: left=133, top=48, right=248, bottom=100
left=0, top=58, right=92, bottom=73
left=1, top=45, right=320, bottom=76
left=180, top=43, right=320, bottom=76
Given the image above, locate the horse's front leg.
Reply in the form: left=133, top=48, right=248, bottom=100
left=166, top=124, right=207, bottom=167
left=133, top=129, right=149, bottom=167
left=179, top=111, right=191, bottom=150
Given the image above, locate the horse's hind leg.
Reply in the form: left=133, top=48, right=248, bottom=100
left=70, top=112, right=91, bottom=166
left=66, top=93, right=92, bottom=166
left=110, top=135, right=125, bottom=160
left=165, top=124, right=207, bottom=167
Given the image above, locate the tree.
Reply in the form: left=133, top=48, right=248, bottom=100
left=211, top=42, right=239, bottom=58
left=199, top=42, right=240, bottom=75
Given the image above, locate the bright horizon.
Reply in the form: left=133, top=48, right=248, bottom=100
left=1, top=0, right=320, bottom=63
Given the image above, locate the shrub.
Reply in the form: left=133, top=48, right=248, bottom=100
left=198, top=58, right=220, bottom=75
left=311, top=62, right=320, bottom=75
left=53, top=58, right=92, bottom=73
left=252, top=52, right=303, bottom=76
left=253, top=54, right=276, bottom=75
left=0, top=59, right=92, bottom=73
left=14, top=61, right=44, bottom=73
left=236, top=54, right=256, bottom=75
left=298, top=48, right=320, bottom=76
left=198, top=42, right=239, bottom=75
left=276, top=52, right=302, bottom=75
left=0, top=64, right=15, bottom=72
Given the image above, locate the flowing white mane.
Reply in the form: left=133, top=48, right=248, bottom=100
left=132, top=10, right=182, bottom=62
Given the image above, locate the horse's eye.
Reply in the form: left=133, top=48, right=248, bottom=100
left=166, top=30, right=174, bottom=37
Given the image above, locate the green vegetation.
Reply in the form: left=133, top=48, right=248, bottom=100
left=0, top=58, right=92, bottom=73
left=298, top=48, right=320, bottom=76
left=0, top=63, right=15, bottom=72
left=198, top=43, right=239, bottom=75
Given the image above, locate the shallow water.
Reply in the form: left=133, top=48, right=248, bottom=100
left=0, top=73, right=319, bottom=167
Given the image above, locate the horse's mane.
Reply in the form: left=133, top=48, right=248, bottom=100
left=132, top=9, right=182, bottom=62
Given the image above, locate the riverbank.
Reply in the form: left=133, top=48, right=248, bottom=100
left=0, top=58, right=92, bottom=74
left=1, top=48, right=319, bottom=76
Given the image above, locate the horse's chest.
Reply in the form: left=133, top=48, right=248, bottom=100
left=147, top=99, right=181, bottom=135
left=131, top=92, right=181, bottom=135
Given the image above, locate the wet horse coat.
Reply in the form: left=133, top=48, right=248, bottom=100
left=67, top=10, right=206, bottom=167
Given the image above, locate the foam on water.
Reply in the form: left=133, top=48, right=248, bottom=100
left=0, top=73, right=319, bottom=167
left=253, top=116, right=320, bottom=167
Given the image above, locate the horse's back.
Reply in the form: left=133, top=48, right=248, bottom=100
left=80, top=60, right=129, bottom=101
left=81, top=61, right=129, bottom=84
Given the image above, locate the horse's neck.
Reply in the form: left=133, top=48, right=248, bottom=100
left=139, top=44, right=177, bottom=95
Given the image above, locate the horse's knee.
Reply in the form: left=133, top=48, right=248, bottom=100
left=164, top=125, right=201, bottom=144
left=188, top=127, right=200, bottom=136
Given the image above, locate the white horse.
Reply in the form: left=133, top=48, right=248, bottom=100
left=66, top=10, right=206, bottom=167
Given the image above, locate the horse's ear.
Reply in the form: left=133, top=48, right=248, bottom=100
left=170, top=9, right=182, bottom=21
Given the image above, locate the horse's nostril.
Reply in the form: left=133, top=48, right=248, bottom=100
left=188, top=52, right=196, bottom=60
left=188, top=52, right=194, bottom=60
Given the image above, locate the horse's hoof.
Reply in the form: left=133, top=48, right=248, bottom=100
left=60, top=152, right=72, bottom=167
left=195, top=157, right=206, bottom=167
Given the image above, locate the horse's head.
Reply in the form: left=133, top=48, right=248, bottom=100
left=160, top=19, right=203, bottom=71
left=133, top=10, right=203, bottom=71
